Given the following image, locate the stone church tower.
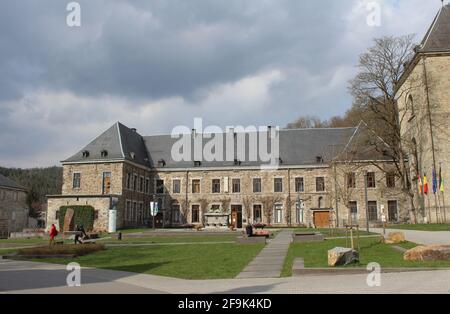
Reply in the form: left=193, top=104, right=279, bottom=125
left=396, top=4, right=450, bottom=223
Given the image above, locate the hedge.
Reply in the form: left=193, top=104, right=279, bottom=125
left=59, top=205, right=95, bottom=231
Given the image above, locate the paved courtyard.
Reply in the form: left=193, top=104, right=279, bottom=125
left=1, top=258, right=450, bottom=294
left=237, top=230, right=292, bottom=279
left=372, top=228, right=450, bottom=245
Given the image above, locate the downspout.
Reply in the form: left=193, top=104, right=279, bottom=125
left=287, top=168, right=291, bottom=227
left=333, top=162, right=339, bottom=227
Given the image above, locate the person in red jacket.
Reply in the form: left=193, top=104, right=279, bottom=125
left=49, top=224, right=58, bottom=246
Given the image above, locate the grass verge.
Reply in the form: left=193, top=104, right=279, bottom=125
left=33, top=243, right=264, bottom=279
left=281, top=237, right=450, bottom=277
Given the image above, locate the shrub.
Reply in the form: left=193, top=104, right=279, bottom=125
left=58, top=205, right=95, bottom=231
left=18, top=244, right=105, bottom=257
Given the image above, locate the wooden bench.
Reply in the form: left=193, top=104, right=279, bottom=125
left=235, top=236, right=267, bottom=244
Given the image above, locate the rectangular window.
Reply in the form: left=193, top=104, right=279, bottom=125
left=145, top=178, right=150, bottom=194
left=73, top=173, right=81, bottom=189
left=212, top=179, right=221, bottom=193
left=386, top=173, right=396, bottom=188
left=368, top=201, right=378, bottom=221
left=316, top=177, right=325, bottom=192
left=94, top=210, right=99, bottom=221
left=126, top=201, right=131, bottom=221
left=295, top=177, right=304, bottom=192
left=133, top=174, right=138, bottom=191
left=173, top=179, right=181, bottom=194
left=253, top=178, right=262, bottom=193
left=274, top=204, right=283, bottom=224
left=253, top=205, right=262, bottom=223
left=347, top=172, right=356, bottom=188
left=349, top=201, right=358, bottom=223
left=366, top=172, right=376, bottom=188
left=192, top=179, right=201, bottom=194
left=388, top=200, right=398, bottom=222
left=132, top=202, right=137, bottom=222
left=126, top=173, right=131, bottom=189
left=274, top=178, right=283, bottom=193
left=232, top=179, right=241, bottom=193
left=156, top=179, right=165, bottom=194
left=296, top=202, right=304, bottom=224
left=192, top=205, right=200, bottom=223
left=55, top=210, right=60, bottom=220
left=172, top=204, right=181, bottom=223
left=102, top=172, right=112, bottom=194
left=139, top=176, right=144, bottom=192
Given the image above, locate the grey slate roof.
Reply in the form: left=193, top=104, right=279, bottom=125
left=63, top=122, right=150, bottom=166
left=419, top=5, right=450, bottom=53
left=142, top=127, right=357, bottom=169
left=0, top=173, right=26, bottom=191
left=63, top=121, right=390, bottom=169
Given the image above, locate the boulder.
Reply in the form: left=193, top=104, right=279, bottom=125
left=383, top=232, right=406, bottom=244
left=404, top=245, right=450, bottom=261
left=328, top=247, right=359, bottom=267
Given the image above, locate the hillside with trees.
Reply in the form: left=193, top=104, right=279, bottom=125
left=0, top=166, right=62, bottom=217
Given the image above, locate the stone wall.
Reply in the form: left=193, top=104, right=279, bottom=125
left=396, top=55, right=450, bottom=223
left=0, top=187, right=28, bottom=234
left=46, top=196, right=111, bottom=232
left=51, top=159, right=407, bottom=230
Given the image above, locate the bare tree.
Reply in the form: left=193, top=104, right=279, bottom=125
left=242, top=195, right=254, bottom=223
left=348, top=35, right=419, bottom=222
left=260, top=195, right=283, bottom=226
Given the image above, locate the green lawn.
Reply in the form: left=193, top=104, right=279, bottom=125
left=387, top=223, right=450, bottom=231
left=294, top=228, right=375, bottom=237
left=33, top=243, right=265, bottom=279
left=281, top=237, right=450, bottom=277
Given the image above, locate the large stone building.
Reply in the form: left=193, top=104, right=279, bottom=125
left=47, top=121, right=407, bottom=231
left=395, top=4, right=450, bottom=223
left=0, top=174, right=29, bottom=237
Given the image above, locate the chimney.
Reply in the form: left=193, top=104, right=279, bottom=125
left=131, top=128, right=137, bottom=132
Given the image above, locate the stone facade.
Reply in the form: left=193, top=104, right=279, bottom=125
left=47, top=159, right=406, bottom=231
left=396, top=55, right=450, bottom=223
left=0, top=186, right=28, bottom=236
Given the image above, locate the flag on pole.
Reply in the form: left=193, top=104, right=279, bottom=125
left=423, top=174, right=429, bottom=195
left=433, top=168, right=438, bottom=194
left=439, top=166, right=445, bottom=193
left=418, top=174, right=423, bottom=194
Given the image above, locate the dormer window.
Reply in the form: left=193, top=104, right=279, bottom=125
left=101, top=150, right=108, bottom=157
left=158, top=159, right=166, bottom=167
left=194, top=161, right=201, bottom=167
left=316, top=156, right=323, bottom=163
left=82, top=150, right=90, bottom=158
left=234, top=159, right=241, bottom=166
left=130, top=152, right=135, bottom=160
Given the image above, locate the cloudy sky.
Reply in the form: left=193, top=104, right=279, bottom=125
left=0, top=0, right=444, bottom=168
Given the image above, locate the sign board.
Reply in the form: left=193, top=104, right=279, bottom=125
left=150, top=202, right=159, bottom=217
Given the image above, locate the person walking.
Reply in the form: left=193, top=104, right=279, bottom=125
left=49, top=224, right=58, bottom=246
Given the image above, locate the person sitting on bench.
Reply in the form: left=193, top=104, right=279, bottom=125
left=74, top=225, right=88, bottom=244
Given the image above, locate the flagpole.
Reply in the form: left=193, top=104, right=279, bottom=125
left=427, top=194, right=432, bottom=224
left=442, top=191, right=447, bottom=223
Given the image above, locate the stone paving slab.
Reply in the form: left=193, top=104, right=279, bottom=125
left=237, top=230, right=293, bottom=279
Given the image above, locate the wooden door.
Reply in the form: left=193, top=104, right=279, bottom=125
left=313, top=211, right=330, bottom=228
left=231, top=205, right=242, bottom=228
